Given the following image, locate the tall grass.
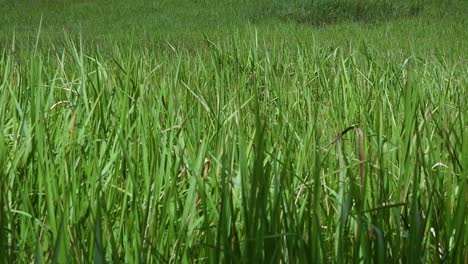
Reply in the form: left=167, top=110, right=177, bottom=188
left=0, top=35, right=467, bottom=262
left=258, top=0, right=424, bottom=26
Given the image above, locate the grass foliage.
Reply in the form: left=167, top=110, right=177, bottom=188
left=259, top=0, right=423, bottom=26
left=1, top=35, right=467, bottom=262
left=0, top=0, right=467, bottom=262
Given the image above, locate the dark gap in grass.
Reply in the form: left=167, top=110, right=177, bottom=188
left=256, top=0, right=424, bottom=27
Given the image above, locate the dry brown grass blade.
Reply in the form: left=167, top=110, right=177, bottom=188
left=203, top=158, right=211, bottom=178
left=324, top=125, right=366, bottom=195
left=323, top=125, right=358, bottom=150
left=355, top=127, right=365, bottom=195
left=196, top=158, right=211, bottom=209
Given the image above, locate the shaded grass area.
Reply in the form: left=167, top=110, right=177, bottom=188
left=0, top=35, right=467, bottom=262
left=258, top=0, right=424, bottom=26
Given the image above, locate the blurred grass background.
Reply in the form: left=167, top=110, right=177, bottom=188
left=0, top=0, right=467, bottom=58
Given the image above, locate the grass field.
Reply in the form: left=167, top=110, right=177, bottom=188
left=1, top=0, right=467, bottom=263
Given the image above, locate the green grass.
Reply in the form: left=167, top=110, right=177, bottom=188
left=1, top=0, right=467, bottom=262
left=1, top=0, right=467, bottom=54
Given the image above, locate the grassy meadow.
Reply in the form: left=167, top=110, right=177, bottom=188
left=0, top=0, right=467, bottom=262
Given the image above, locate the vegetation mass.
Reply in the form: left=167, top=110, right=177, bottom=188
left=0, top=0, right=467, bottom=262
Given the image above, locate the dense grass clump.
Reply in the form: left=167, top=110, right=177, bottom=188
left=0, top=36, right=467, bottom=262
left=259, top=0, right=424, bottom=26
